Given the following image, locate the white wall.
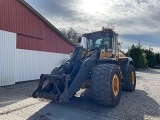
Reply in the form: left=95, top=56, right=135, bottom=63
left=15, top=49, right=69, bottom=82
left=0, top=30, right=69, bottom=86
left=0, top=30, right=16, bottom=86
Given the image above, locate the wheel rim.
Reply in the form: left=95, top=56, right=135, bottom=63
left=112, top=74, right=119, bottom=96
left=131, top=71, right=135, bottom=85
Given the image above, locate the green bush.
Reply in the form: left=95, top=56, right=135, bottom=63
left=127, top=45, right=147, bottom=68
left=144, top=50, right=156, bottom=67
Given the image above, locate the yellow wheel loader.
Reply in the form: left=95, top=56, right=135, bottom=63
left=32, top=28, right=136, bottom=107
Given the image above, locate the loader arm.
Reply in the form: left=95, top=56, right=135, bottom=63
left=59, top=50, right=99, bottom=102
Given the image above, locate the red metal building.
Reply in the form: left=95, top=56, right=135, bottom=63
left=0, top=0, right=76, bottom=86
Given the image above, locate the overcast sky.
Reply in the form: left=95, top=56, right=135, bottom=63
left=25, top=0, right=160, bottom=52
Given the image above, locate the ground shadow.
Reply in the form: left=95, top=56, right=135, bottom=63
left=27, top=89, right=160, bottom=120
left=0, top=80, right=38, bottom=108
left=0, top=87, right=28, bottom=108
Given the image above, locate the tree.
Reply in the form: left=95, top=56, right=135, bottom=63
left=144, top=49, right=156, bottom=67
left=61, top=27, right=79, bottom=45
left=155, top=53, right=160, bottom=65
left=127, top=44, right=147, bottom=68
left=126, top=41, right=158, bottom=68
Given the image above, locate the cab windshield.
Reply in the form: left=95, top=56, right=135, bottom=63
left=84, top=31, right=112, bottom=51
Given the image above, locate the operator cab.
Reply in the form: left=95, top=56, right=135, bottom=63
left=81, top=28, right=118, bottom=57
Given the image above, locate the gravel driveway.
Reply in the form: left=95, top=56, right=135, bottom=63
left=0, top=68, right=160, bottom=120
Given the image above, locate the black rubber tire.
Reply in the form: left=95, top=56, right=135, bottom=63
left=122, top=64, right=136, bottom=91
left=90, top=64, right=121, bottom=107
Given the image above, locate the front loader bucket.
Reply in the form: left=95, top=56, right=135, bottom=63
left=32, top=74, right=66, bottom=102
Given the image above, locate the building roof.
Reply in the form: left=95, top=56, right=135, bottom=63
left=19, top=0, right=76, bottom=46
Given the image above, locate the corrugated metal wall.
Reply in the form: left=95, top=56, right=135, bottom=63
left=14, top=49, right=69, bottom=82
left=16, top=27, right=75, bottom=54
left=0, top=30, right=70, bottom=86
left=0, top=30, right=16, bottom=86
left=0, top=0, right=75, bottom=54
left=0, top=0, right=76, bottom=86
left=0, top=0, right=44, bottom=38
